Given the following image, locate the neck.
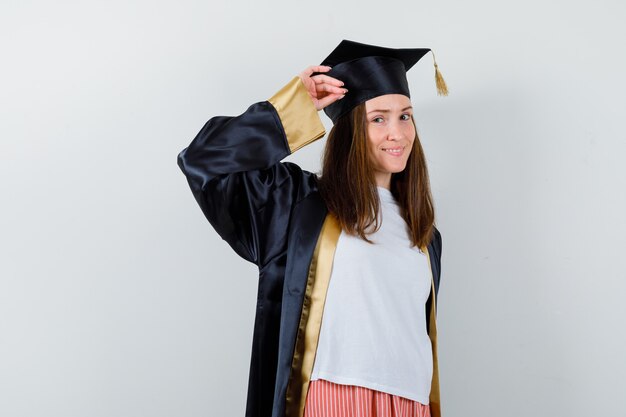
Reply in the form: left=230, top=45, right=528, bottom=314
left=374, top=172, right=391, bottom=190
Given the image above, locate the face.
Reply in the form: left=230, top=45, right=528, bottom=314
left=364, top=94, right=416, bottom=189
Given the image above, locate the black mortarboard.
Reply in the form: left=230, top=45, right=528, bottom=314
left=320, top=40, right=448, bottom=123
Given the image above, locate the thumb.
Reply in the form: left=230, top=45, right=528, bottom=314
left=316, top=94, right=345, bottom=111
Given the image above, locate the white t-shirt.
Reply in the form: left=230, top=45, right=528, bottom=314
left=310, top=186, right=433, bottom=404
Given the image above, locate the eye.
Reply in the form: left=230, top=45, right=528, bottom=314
left=400, top=113, right=412, bottom=121
left=372, top=116, right=384, bottom=123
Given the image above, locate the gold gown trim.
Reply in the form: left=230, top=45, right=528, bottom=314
left=425, top=246, right=441, bottom=417
left=268, top=76, right=326, bottom=153
left=285, top=214, right=341, bottom=417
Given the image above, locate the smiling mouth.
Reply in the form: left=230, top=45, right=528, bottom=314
left=381, top=146, right=405, bottom=156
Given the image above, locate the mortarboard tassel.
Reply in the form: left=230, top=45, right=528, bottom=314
left=431, top=51, right=449, bottom=96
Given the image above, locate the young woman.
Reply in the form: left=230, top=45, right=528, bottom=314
left=178, top=40, right=446, bottom=417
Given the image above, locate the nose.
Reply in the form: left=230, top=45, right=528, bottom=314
left=386, top=120, right=405, bottom=141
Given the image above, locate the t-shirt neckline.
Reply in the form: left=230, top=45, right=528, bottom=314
left=376, top=186, right=395, bottom=204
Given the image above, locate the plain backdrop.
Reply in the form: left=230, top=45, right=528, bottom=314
left=1, top=1, right=625, bottom=416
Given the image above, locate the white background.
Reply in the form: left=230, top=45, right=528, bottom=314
left=1, top=1, right=625, bottom=416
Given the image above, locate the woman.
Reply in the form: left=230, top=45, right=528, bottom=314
left=178, top=40, right=446, bottom=417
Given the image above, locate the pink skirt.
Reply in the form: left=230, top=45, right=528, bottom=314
left=304, top=379, right=431, bottom=417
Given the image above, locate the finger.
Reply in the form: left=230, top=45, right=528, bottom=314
left=317, top=83, right=348, bottom=95
left=308, top=65, right=332, bottom=74
left=312, top=74, right=344, bottom=86
left=316, top=93, right=345, bottom=110
left=301, top=65, right=332, bottom=77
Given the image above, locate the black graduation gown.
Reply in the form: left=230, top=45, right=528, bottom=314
left=177, top=77, right=443, bottom=417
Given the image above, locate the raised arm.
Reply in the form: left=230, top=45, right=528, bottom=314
left=177, top=68, right=346, bottom=267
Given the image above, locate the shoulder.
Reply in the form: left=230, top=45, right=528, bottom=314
left=431, top=225, right=443, bottom=257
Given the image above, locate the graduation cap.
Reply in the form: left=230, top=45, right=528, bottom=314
left=320, top=39, right=448, bottom=123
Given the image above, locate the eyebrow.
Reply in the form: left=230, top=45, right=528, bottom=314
left=366, top=106, right=413, bottom=114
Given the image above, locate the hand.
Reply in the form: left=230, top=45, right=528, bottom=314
left=298, top=65, right=347, bottom=111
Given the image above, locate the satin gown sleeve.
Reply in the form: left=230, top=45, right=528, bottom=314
left=177, top=77, right=326, bottom=268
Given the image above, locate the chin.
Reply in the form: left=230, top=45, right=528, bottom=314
left=386, top=163, right=409, bottom=173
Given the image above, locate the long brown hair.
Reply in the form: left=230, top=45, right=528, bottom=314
left=318, top=102, right=435, bottom=249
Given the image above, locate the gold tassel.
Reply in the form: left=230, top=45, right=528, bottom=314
left=431, top=51, right=449, bottom=96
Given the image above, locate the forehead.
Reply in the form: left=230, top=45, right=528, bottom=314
left=364, top=94, right=412, bottom=111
